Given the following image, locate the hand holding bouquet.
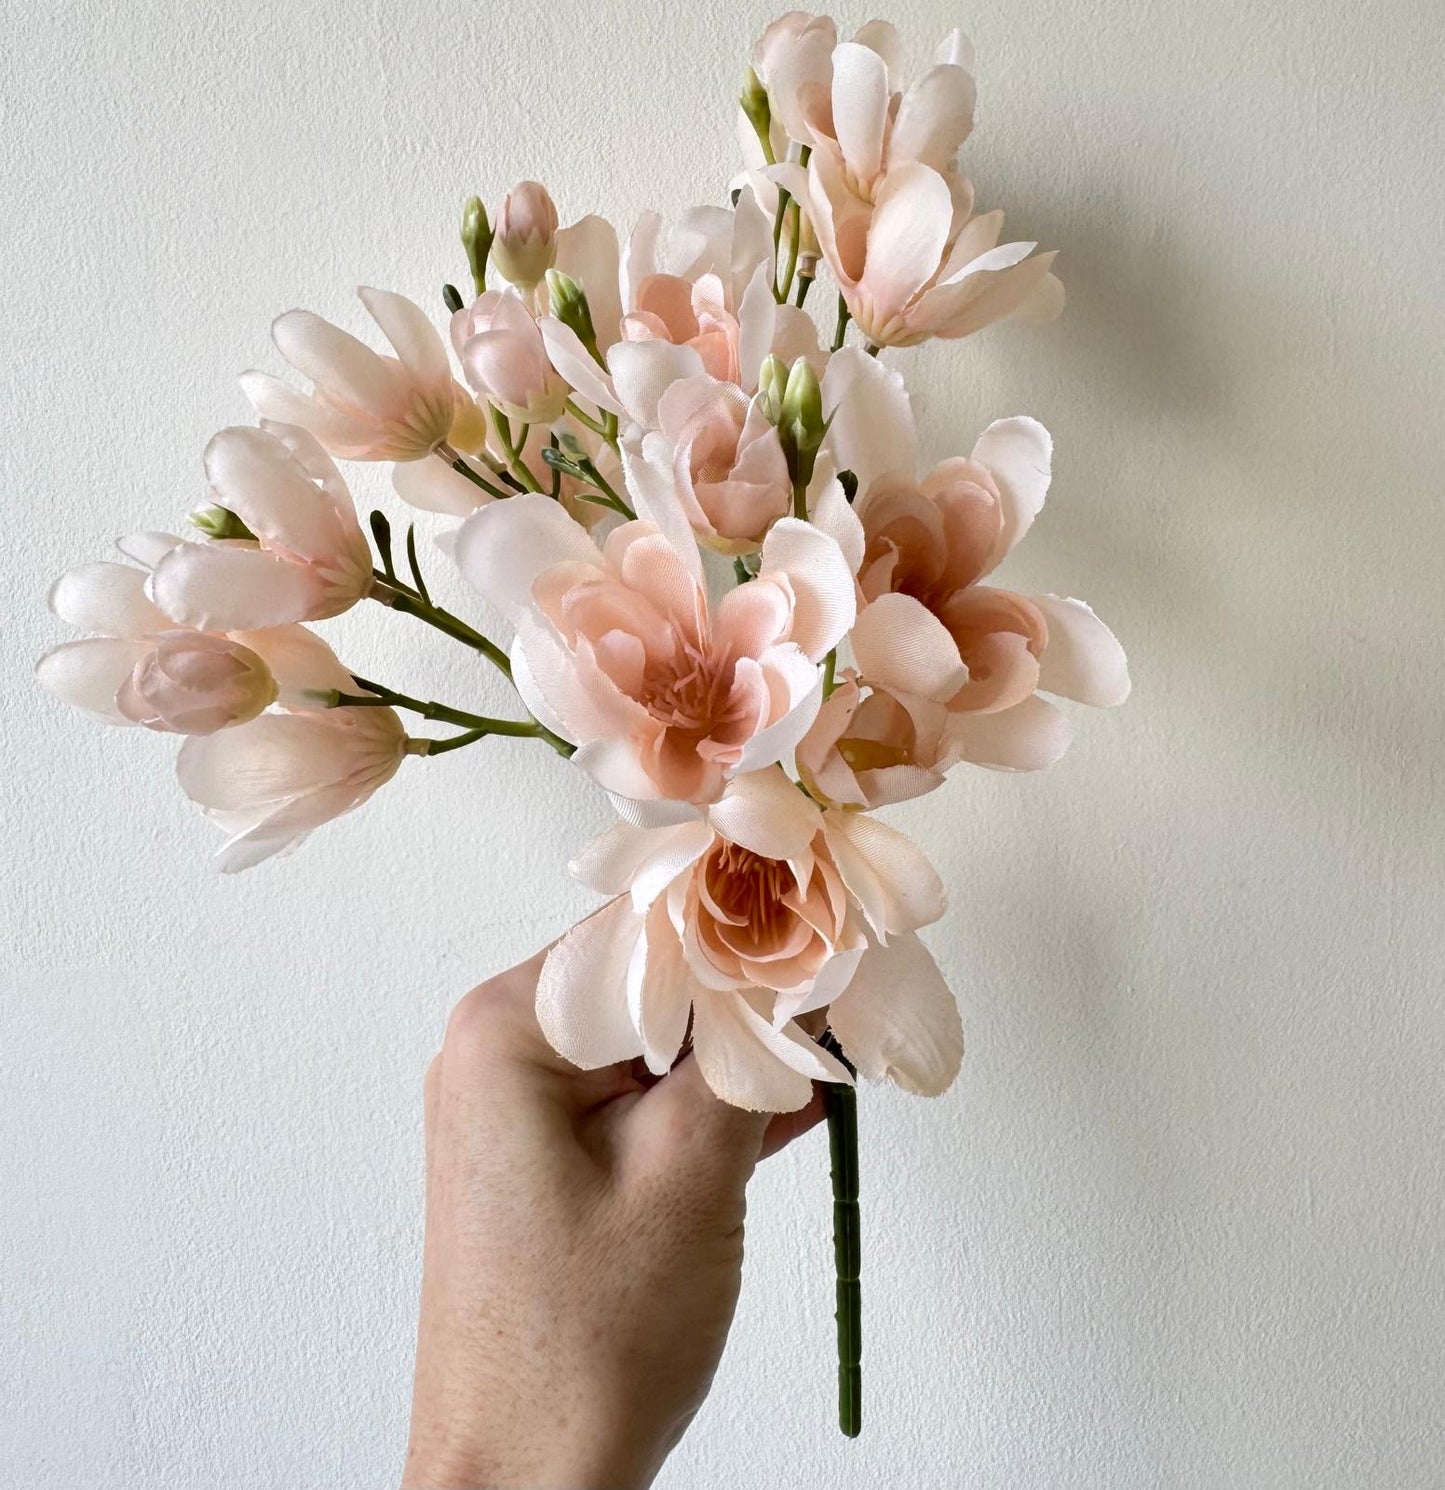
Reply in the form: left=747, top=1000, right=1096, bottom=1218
left=37, top=12, right=1128, bottom=1435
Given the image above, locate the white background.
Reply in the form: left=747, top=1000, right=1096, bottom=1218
left=5, top=1, right=1443, bottom=1485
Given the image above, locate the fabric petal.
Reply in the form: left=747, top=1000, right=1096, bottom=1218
left=823, top=809, right=946, bottom=938
left=539, top=317, right=624, bottom=414
left=708, top=767, right=822, bottom=860
left=1032, top=595, right=1131, bottom=706
left=35, top=638, right=149, bottom=722
left=48, top=562, right=168, bottom=637
left=946, top=694, right=1073, bottom=771
left=358, top=287, right=450, bottom=385
left=971, top=415, right=1052, bottom=563
left=827, top=932, right=962, bottom=1096
left=822, top=346, right=917, bottom=490
left=536, top=897, right=647, bottom=1069
left=454, top=492, right=602, bottom=627
left=851, top=593, right=968, bottom=701
left=609, top=340, right=705, bottom=430
left=758, top=518, right=857, bottom=660
left=149, top=543, right=322, bottom=631
left=627, top=899, right=699, bottom=1074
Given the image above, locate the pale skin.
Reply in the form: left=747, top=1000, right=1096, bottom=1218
left=402, top=947, right=825, bottom=1490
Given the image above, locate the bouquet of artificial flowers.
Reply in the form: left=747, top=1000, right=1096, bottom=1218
left=37, top=12, right=1128, bottom=1435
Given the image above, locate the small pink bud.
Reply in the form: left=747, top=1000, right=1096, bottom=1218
left=491, top=181, right=559, bottom=290
left=118, top=630, right=277, bottom=735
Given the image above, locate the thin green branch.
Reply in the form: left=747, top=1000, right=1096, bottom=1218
left=820, top=1030, right=861, bottom=1439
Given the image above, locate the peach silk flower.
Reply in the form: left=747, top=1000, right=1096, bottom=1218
left=537, top=190, right=819, bottom=419
left=148, top=424, right=375, bottom=631
left=538, top=766, right=963, bottom=1112
left=808, top=402, right=1129, bottom=780
left=455, top=493, right=855, bottom=806
left=241, top=287, right=484, bottom=461
left=452, top=288, right=571, bottom=425
left=175, top=626, right=408, bottom=873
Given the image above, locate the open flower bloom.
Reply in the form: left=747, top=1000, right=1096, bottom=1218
left=619, top=345, right=885, bottom=558
left=844, top=411, right=1129, bottom=771
left=538, top=190, right=819, bottom=420
left=149, top=424, right=374, bottom=630
left=623, top=372, right=793, bottom=553
left=241, top=288, right=482, bottom=460
left=175, top=627, right=408, bottom=872
left=795, top=155, right=1062, bottom=348
left=453, top=289, right=570, bottom=424
left=539, top=767, right=961, bottom=1111
left=455, top=494, right=854, bottom=806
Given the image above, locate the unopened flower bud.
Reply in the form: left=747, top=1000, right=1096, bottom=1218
left=117, top=630, right=277, bottom=735
left=190, top=504, right=257, bottom=541
left=461, top=196, right=492, bottom=296
left=757, top=354, right=788, bottom=425
left=740, top=67, right=774, bottom=161
left=780, top=355, right=825, bottom=488
left=491, top=181, right=559, bottom=291
left=545, top=269, right=598, bottom=356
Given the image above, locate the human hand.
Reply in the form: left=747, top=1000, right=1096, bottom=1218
left=400, top=941, right=824, bottom=1489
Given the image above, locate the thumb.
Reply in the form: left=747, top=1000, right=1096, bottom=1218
left=622, top=1052, right=772, bottom=1192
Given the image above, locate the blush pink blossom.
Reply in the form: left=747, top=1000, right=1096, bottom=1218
left=453, top=288, right=570, bottom=424
left=149, top=424, right=374, bottom=631
left=241, top=288, right=482, bottom=461
left=455, top=494, right=855, bottom=806
left=536, top=767, right=961, bottom=1111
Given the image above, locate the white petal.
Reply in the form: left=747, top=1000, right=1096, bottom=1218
left=554, top=214, right=623, bottom=347
left=116, top=532, right=182, bottom=569
left=758, top=519, right=857, bottom=661
left=823, top=809, right=946, bottom=938
left=232, top=624, right=354, bottom=704
left=946, top=694, right=1073, bottom=771
left=392, top=455, right=487, bottom=517
left=889, top=63, right=976, bottom=171
left=48, top=562, right=168, bottom=637
left=851, top=593, right=968, bottom=701
left=807, top=476, right=865, bottom=574
left=627, top=900, right=699, bottom=1074
left=827, top=932, right=962, bottom=1095
left=1032, top=595, right=1131, bottom=706
left=358, top=287, right=450, bottom=384
left=536, top=898, right=646, bottom=1069
left=971, top=416, right=1052, bottom=562
left=539, top=317, right=624, bottom=414
left=454, top=492, right=602, bottom=627
left=620, top=432, right=704, bottom=580
left=570, top=818, right=702, bottom=896
left=731, top=647, right=823, bottom=774
left=35, top=638, right=148, bottom=722
left=861, top=163, right=954, bottom=308
left=822, top=346, right=917, bottom=489
left=831, top=41, right=890, bottom=183
left=203, top=425, right=351, bottom=563
left=571, top=736, right=667, bottom=801
left=691, top=991, right=850, bottom=1113
left=708, top=767, right=822, bottom=859
left=149, top=543, right=322, bottom=631
left=271, top=309, right=398, bottom=410
left=773, top=942, right=865, bottom=1023
left=609, top=340, right=705, bottom=430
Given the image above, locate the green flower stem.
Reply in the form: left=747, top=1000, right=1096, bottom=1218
left=771, top=187, right=794, bottom=303
left=821, top=1031, right=861, bottom=1438
left=334, top=679, right=575, bottom=758
left=564, top=398, right=610, bottom=438
left=778, top=199, right=802, bottom=302
left=491, top=408, right=543, bottom=492
left=436, top=444, right=510, bottom=500
left=792, top=479, right=808, bottom=521
left=832, top=296, right=852, bottom=352
left=371, top=579, right=513, bottom=681
left=821, top=648, right=837, bottom=698
left=794, top=273, right=814, bottom=309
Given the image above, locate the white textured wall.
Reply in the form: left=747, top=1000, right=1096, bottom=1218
left=5, top=0, right=1444, bottom=1485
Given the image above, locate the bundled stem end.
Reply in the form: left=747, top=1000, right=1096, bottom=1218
left=821, top=1031, right=861, bottom=1438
